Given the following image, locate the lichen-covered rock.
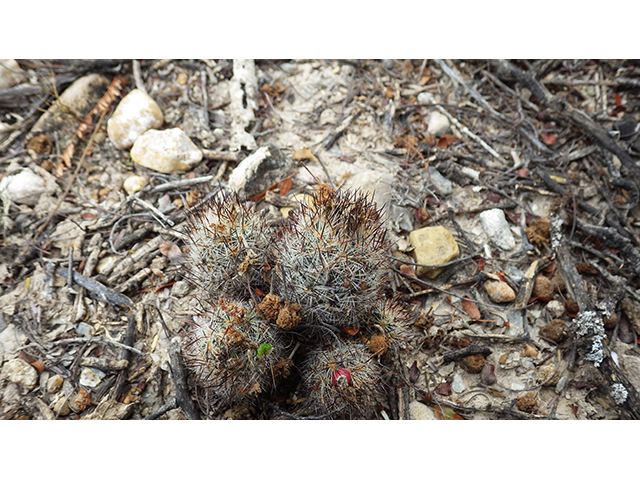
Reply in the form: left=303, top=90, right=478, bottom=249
left=408, top=225, right=460, bottom=278
left=130, top=128, right=203, bottom=173
left=107, top=89, right=163, bottom=149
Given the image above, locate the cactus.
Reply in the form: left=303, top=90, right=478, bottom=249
left=180, top=185, right=410, bottom=418
left=300, top=339, right=384, bottom=418
left=181, top=298, right=291, bottom=408
left=184, top=193, right=272, bottom=299
left=273, top=186, right=390, bottom=328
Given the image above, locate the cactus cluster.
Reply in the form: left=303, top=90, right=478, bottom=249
left=181, top=186, right=412, bottom=418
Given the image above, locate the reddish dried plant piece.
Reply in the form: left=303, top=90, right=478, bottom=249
left=331, top=368, right=353, bottom=388
left=461, top=297, right=482, bottom=320
left=540, top=132, right=557, bottom=146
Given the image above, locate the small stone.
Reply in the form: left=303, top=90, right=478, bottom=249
left=532, top=275, right=554, bottom=298
left=510, top=381, right=526, bottom=391
left=428, top=167, right=453, bottom=195
left=51, top=396, right=71, bottom=416
left=79, top=367, right=102, bottom=388
left=131, top=128, right=203, bottom=173
left=0, top=59, right=25, bottom=90
left=507, top=311, right=524, bottom=336
left=522, top=344, right=538, bottom=357
left=451, top=373, right=466, bottom=393
left=2, top=358, right=38, bottom=393
left=539, top=319, right=567, bottom=343
left=123, top=175, right=147, bottom=195
left=480, top=364, right=497, bottom=385
left=483, top=280, right=516, bottom=303
left=46, top=374, right=64, bottom=394
left=409, top=400, right=437, bottom=420
left=417, top=92, right=436, bottom=104
left=479, top=209, right=516, bottom=251
left=461, top=354, right=486, bottom=373
left=75, top=322, right=94, bottom=337
left=546, top=300, right=565, bottom=318
left=0, top=168, right=46, bottom=205
left=408, top=226, right=460, bottom=278
left=426, top=110, right=451, bottom=137
left=107, top=89, right=163, bottom=149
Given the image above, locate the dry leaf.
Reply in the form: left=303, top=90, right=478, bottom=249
left=399, top=264, right=416, bottom=278
left=279, top=177, right=292, bottom=196
left=461, top=297, right=481, bottom=320
left=541, top=132, right=557, bottom=146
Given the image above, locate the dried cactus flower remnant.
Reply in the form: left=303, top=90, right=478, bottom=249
left=274, top=187, right=390, bottom=326
left=184, top=194, right=272, bottom=298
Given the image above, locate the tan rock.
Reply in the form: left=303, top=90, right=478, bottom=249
left=107, top=89, right=163, bottom=149
left=0, top=59, right=25, bottom=90
left=123, top=175, right=147, bottom=195
left=483, top=280, right=515, bottom=303
left=2, top=358, right=38, bottom=393
left=408, top=226, right=460, bottom=278
left=130, top=128, right=203, bottom=173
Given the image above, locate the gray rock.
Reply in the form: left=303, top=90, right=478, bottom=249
left=452, top=373, right=466, bottom=393
left=428, top=167, right=453, bottom=195
left=479, top=208, right=516, bottom=250
left=228, top=144, right=296, bottom=198
left=131, top=128, right=203, bottom=173
left=107, top=89, right=163, bottom=149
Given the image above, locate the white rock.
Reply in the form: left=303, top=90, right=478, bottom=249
left=479, top=208, right=516, bottom=250
left=79, top=367, right=102, bottom=388
left=417, top=92, right=436, bottom=104
left=409, top=400, right=437, bottom=420
left=451, top=373, right=466, bottom=393
left=426, top=110, right=451, bottom=137
left=228, top=144, right=295, bottom=198
left=0, top=168, right=46, bottom=205
left=0, top=59, right=25, bottom=90
left=107, top=89, right=164, bottom=149
left=131, top=128, right=203, bottom=173
left=123, top=175, right=147, bottom=195
left=547, top=300, right=565, bottom=318
left=2, top=358, right=38, bottom=393
left=46, top=374, right=64, bottom=394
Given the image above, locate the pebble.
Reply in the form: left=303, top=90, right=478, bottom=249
left=546, top=300, right=565, bottom=318
left=51, top=396, right=71, bottom=416
left=428, top=166, right=453, bottom=195
left=2, top=358, right=38, bottom=393
left=522, top=344, right=538, bottom=357
left=409, top=400, right=437, bottom=420
left=483, top=280, right=516, bottom=303
left=123, top=175, right=147, bottom=195
left=0, top=168, right=46, bottom=205
left=426, top=110, right=451, bottom=137
left=408, top=225, right=460, bottom=278
left=46, top=374, right=64, bottom=394
left=107, top=89, right=164, bottom=149
left=451, top=373, right=466, bottom=393
left=507, top=311, right=524, bottom=336
left=510, top=381, right=526, bottom=391
left=479, top=208, right=516, bottom=251
left=131, top=128, right=203, bottom=173
left=417, top=92, right=436, bottom=104
left=0, top=59, right=25, bottom=90
left=537, top=364, right=560, bottom=386
left=79, top=367, right=102, bottom=388
left=228, top=144, right=297, bottom=198
left=75, top=322, right=94, bottom=337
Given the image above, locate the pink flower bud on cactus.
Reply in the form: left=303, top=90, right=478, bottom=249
left=332, top=368, right=352, bottom=388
